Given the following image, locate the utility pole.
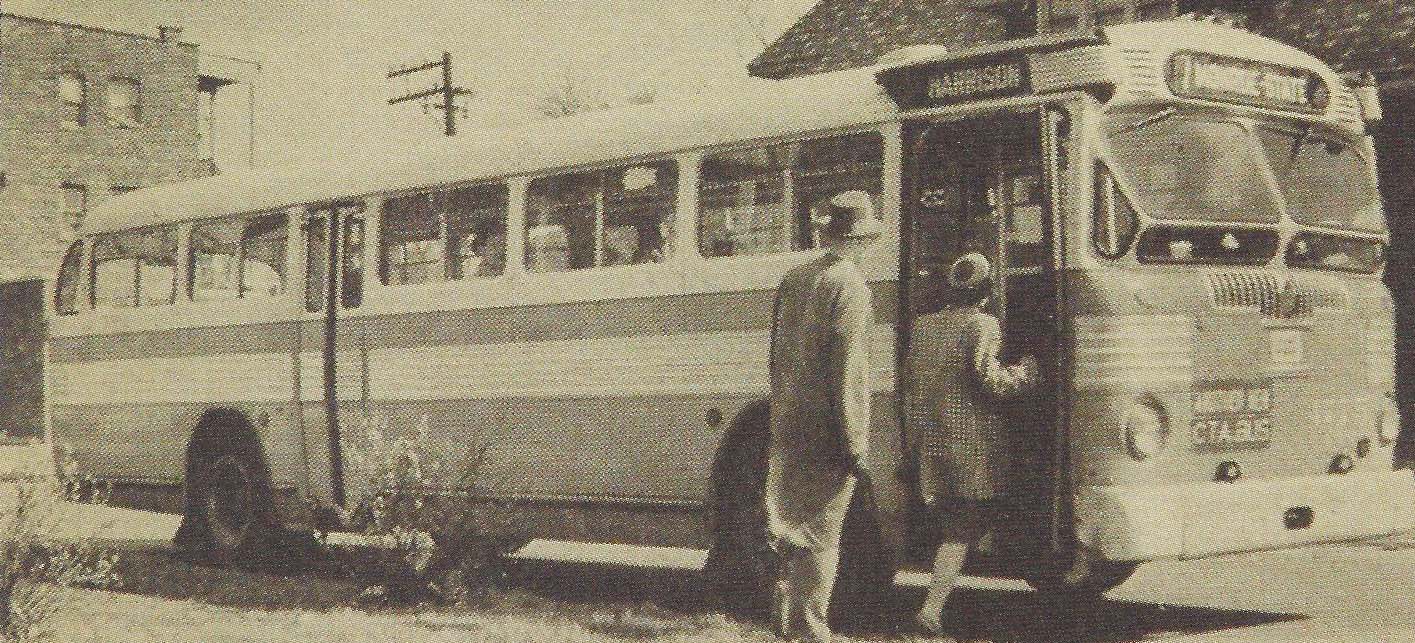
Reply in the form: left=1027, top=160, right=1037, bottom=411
left=387, top=52, right=473, bottom=136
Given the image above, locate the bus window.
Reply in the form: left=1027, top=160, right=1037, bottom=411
left=603, top=163, right=675, bottom=266
left=305, top=215, right=328, bottom=312
left=92, top=227, right=175, bottom=308
left=242, top=213, right=288, bottom=297
left=698, top=132, right=882, bottom=258
left=341, top=206, right=364, bottom=308
left=135, top=227, right=177, bottom=306
left=698, top=144, right=790, bottom=257
left=526, top=162, right=675, bottom=272
left=191, top=218, right=242, bottom=301
left=380, top=192, right=443, bottom=285
left=447, top=184, right=508, bottom=279
left=92, top=233, right=137, bottom=308
left=793, top=132, right=884, bottom=247
left=55, top=240, right=82, bottom=315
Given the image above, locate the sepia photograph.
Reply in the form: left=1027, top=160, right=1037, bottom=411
left=0, top=1, right=1413, bottom=641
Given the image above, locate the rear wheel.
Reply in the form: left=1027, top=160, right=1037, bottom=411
left=188, top=451, right=274, bottom=563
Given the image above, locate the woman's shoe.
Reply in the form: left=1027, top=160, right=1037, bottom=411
left=913, top=608, right=946, bottom=636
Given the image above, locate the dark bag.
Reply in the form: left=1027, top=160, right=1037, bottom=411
left=828, top=473, right=900, bottom=631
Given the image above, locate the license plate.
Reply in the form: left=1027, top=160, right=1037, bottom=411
left=1192, top=383, right=1275, bottom=448
left=1270, top=328, right=1304, bottom=366
left=1192, top=415, right=1274, bottom=447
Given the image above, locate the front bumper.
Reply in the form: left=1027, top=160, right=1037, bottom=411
left=1074, top=469, right=1415, bottom=561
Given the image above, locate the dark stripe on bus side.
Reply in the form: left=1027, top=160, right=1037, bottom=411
left=50, top=281, right=899, bottom=362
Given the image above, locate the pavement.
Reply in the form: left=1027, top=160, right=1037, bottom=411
left=38, top=502, right=1415, bottom=642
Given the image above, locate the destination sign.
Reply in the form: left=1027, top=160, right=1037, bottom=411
left=1167, top=51, right=1328, bottom=113
left=877, top=55, right=1030, bottom=110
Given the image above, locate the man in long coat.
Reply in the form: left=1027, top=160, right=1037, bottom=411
left=765, top=190, right=882, bottom=643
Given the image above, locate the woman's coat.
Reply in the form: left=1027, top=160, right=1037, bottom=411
left=906, top=305, right=1037, bottom=504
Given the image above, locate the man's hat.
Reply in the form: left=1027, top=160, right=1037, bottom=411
left=947, top=252, right=992, bottom=290
left=811, top=190, right=884, bottom=239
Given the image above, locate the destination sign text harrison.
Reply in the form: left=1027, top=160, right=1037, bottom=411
left=877, top=55, right=1031, bottom=110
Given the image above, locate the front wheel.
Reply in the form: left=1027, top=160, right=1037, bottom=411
left=1024, top=549, right=1139, bottom=600
left=188, top=452, right=274, bottom=563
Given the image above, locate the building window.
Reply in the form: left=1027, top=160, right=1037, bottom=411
left=525, top=161, right=675, bottom=273
left=91, top=226, right=176, bottom=308
left=60, top=183, right=87, bottom=229
left=57, top=73, right=86, bottom=126
left=189, top=212, right=288, bottom=302
left=106, top=77, right=141, bottom=127
left=698, top=132, right=882, bottom=258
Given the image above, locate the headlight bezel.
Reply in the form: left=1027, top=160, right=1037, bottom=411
left=1124, top=396, right=1170, bottom=461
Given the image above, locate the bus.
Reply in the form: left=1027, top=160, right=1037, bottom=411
left=43, top=18, right=1413, bottom=601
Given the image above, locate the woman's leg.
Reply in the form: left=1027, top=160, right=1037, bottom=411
left=916, top=538, right=970, bottom=633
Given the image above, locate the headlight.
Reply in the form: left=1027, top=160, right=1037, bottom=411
left=1376, top=395, right=1399, bottom=446
left=1124, top=398, right=1169, bottom=460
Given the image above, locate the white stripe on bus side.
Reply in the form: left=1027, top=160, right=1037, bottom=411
left=50, top=325, right=898, bottom=406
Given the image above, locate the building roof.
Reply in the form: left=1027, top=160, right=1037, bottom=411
left=83, top=67, right=897, bottom=235
left=0, top=12, right=194, bottom=48
left=747, top=0, right=1013, bottom=79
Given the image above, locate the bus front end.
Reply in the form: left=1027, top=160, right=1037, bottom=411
left=1068, top=21, right=1415, bottom=562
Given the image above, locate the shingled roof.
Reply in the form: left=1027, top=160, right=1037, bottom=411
left=747, top=0, right=1015, bottom=79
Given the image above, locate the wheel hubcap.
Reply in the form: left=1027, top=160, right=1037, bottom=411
left=205, top=455, right=254, bottom=549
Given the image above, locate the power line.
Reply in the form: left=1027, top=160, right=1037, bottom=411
left=387, top=52, right=473, bottom=136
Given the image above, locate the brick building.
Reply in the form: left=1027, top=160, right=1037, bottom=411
left=0, top=13, right=238, bottom=281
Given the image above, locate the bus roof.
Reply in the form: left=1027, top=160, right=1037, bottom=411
left=83, top=66, right=897, bottom=235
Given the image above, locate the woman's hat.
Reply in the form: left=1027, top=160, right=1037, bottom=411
left=947, top=252, right=992, bottom=290
left=811, top=190, right=884, bottom=239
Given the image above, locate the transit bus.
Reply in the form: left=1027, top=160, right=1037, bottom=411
left=41, top=19, right=1413, bottom=602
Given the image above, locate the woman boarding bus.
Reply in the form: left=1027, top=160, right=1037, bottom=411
left=46, top=18, right=1412, bottom=602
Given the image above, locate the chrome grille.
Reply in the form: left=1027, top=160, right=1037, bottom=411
left=1208, top=271, right=1280, bottom=314
left=1207, top=271, right=1349, bottom=316
left=1119, top=48, right=1163, bottom=98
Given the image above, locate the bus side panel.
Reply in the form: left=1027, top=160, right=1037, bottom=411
left=352, top=281, right=902, bottom=550
left=47, top=319, right=308, bottom=516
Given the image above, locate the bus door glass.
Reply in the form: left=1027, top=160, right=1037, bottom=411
left=302, top=203, right=365, bottom=507
left=901, top=109, right=1063, bottom=552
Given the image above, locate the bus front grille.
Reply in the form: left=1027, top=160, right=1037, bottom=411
left=1206, top=271, right=1349, bottom=316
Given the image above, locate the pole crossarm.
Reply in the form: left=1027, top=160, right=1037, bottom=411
left=387, top=87, right=444, bottom=105
left=387, top=59, right=442, bottom=78
left=385, top=51, right=470, bottom=136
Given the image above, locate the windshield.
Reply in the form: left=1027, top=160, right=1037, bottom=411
left=1256, top=127, right=1384, bottom=232
left=1106, top=112, right=1281, bottom=224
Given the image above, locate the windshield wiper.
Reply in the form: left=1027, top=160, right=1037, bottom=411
left=1113, top=107, right=1177, bottom=137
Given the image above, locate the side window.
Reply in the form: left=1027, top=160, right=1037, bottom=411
left=380, top=192, right=442, bottom=285
left=447, top=185, right=508, bottom=279
left=92, top=233, right=137, bottom=308
left=55, top=241, right=83, bottom=315
left=699, top=144, right=790, bottom=257
left=526, top=172, right=597, bottom=272
left=341, top=205, right=364, bottom=309
left=242, top=213, right=288, bottom=297
left=698, top=132, right=882, bottom=258
left=379, top=184, right=509, bottom=284
left=91, top=227, right=174, bottom=307
left=305, top=215, right=328, bottom=313
left=191, top=218, right=242, bottom=301
left=602, top=163, right=675, bottom=266
left=792, top=133, right=884, bottom=245
left=135, top=227, right=177, bottom=306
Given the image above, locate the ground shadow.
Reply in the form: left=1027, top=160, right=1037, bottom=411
left=105, top=551, right=1305, bottom=642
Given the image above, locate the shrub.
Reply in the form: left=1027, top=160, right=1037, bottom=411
left=342, top=413, right=524, bottom=605
left=0, top=458, right=120, bottom=642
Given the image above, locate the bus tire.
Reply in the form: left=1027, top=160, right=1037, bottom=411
left=1024, top=551, right=1139, bottom=600
left=178, top=419, right=277, bottom=565
left=703, top=400, right=777, bottom=619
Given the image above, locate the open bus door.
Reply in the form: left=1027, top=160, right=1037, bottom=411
left=899, top=107, right=1070, bottom=574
